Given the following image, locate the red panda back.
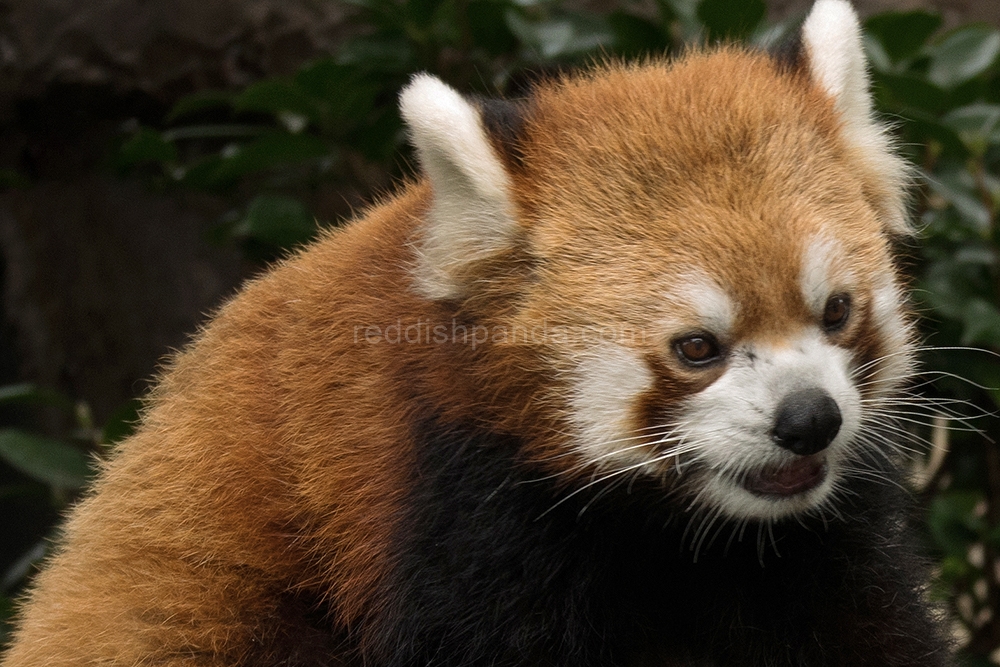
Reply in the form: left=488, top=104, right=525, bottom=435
left=1, top=187, right=438, bottom=663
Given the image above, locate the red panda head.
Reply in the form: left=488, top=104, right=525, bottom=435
left=398, top=0, right=914, bottom=524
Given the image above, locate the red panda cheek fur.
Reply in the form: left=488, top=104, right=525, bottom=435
left=3, top=1, right=951, bottom=665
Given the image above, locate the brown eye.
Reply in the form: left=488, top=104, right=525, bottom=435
left=675, top=334, right=722, bottom=366
left=823, top=295, right=850, bottom=331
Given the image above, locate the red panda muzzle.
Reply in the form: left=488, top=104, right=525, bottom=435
left=743, top=454, right=829, bottom=498
left=770, top=387, right=843, bottom=456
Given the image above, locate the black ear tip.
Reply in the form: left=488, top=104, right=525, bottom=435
left=506, top=64, right=571, bottom=97
left=477, top=97, right=532, bottom=169
left=771, top=29, right=807, bottom=74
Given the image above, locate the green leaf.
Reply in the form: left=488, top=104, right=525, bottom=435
left=928, top=490, right=985, bottom=557
left=608, top=11, right=669, bottom=57
left=405, top=0, right=446, bottom=29
left=346, top=107, right=403, bottom=162
left=696, top=0, right=765, bottom=42
left=863, top=34, right=894, bottom=74
left=342, top=0, right=397, bottom=13
left=209, top=132, right=329, bottom=184
left=117, top=128, right=177, bottom=168
left=506, top=9, right=614, bottom=60
left=337, top=37, right=417, bottom=73
left=0, top=384, right=75, bottom=412
left=938, top=554, right=973, bottom=584
left=0, top=429, right=92, bottom=490
left=658, top=0, right=700, bottom=39
left=926, top=25, right=1000, bottom=89
left=941, top=103, right=1000, bottom=154
left=166, top=90, right=234, bottom=123
left=2, top=540, right=48, bottom=591
left=231, top=195, right=317, bottom=249
left=160, top=124, right=262, bottom=142
left=648, top=0, right=677, bottom=28
left=295, top=59, right=378, bottom=123
left=917, top=246, right=997, bottom=327
left=101, top=398, right=142, bottom=446
left=873, top=72, right=947, bottom=114
left=749, top=16, right=798, bottom=51
left=468, top=0, right=519, bottom=56
left=958, top=298, right=1000, bottom=347
left=900, top=112, right=967, bottom=157
left=234, top=80, right=318, bottom=121
left=864, top=11, right=941, bottom=63
left=175, top=155, right=226, bottom=190
left=985, top=526, right=1000, bottom=550
left=661, top=0, right=697, bottom=22
left=927, top=168, right=992, bottom=232
left=295, top=58, right=354, bottom=100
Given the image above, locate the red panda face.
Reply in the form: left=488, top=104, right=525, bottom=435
left=400, top=0, right=913, bottom=525
left=508, top=117, right=913, bottom=523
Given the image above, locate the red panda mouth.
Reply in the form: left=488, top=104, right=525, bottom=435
left=742, top=456, right=828, bottom=498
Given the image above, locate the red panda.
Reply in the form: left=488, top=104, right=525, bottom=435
left=2, top=0, right=952, bottom=665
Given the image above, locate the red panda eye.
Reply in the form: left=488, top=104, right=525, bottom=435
left=823, top=295, right=851, bottom=331
left=675, top=334, right=721, bottom=366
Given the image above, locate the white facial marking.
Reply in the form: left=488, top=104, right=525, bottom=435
left=867, top=277, right=914, bottom=392
left=669, top=273, right=735, bottom=336
left=676, top=331, right=862, bottom=521
left=800, top=235, right=854, bottom=317
left=569, top=345, right=655, bottom=467
left=871, top=278, right=906, bottom=344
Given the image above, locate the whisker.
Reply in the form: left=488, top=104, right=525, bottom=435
left=537, top=440, right=714, bottom=519
left=691, top=506, right=726, bottom=562
left=857, top=426, right=929, bottom=455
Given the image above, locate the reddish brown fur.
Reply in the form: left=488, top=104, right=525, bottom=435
left=498, top=52, right=899, bottom=459
left=3, top=48, right=906, bottom=665
left=504, top=52, right=892, bottom=342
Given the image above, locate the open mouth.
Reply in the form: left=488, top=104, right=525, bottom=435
left=742, top=455, right=827, bottom=498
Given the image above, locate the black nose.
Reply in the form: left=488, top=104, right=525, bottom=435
left=771, top=388, right=842, bottom=456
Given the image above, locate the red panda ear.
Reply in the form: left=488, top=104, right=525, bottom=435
left=399, top=74, right=520, bottom=301
left=801, top=0, right=912, bottom=235
left=802, top=0, right=871, bottom=127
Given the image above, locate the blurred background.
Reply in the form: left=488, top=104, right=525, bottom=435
left=0, top=0, right=998, bottom=662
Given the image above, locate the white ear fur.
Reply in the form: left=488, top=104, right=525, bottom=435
left=399, top=74, right=519, bottom=300
left=802, top=0, right=871, bottom=123
left=802, top=0, right=912, bottom=234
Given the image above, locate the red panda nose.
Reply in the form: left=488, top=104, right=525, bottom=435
left=771, top=388, right=843, bottom=456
